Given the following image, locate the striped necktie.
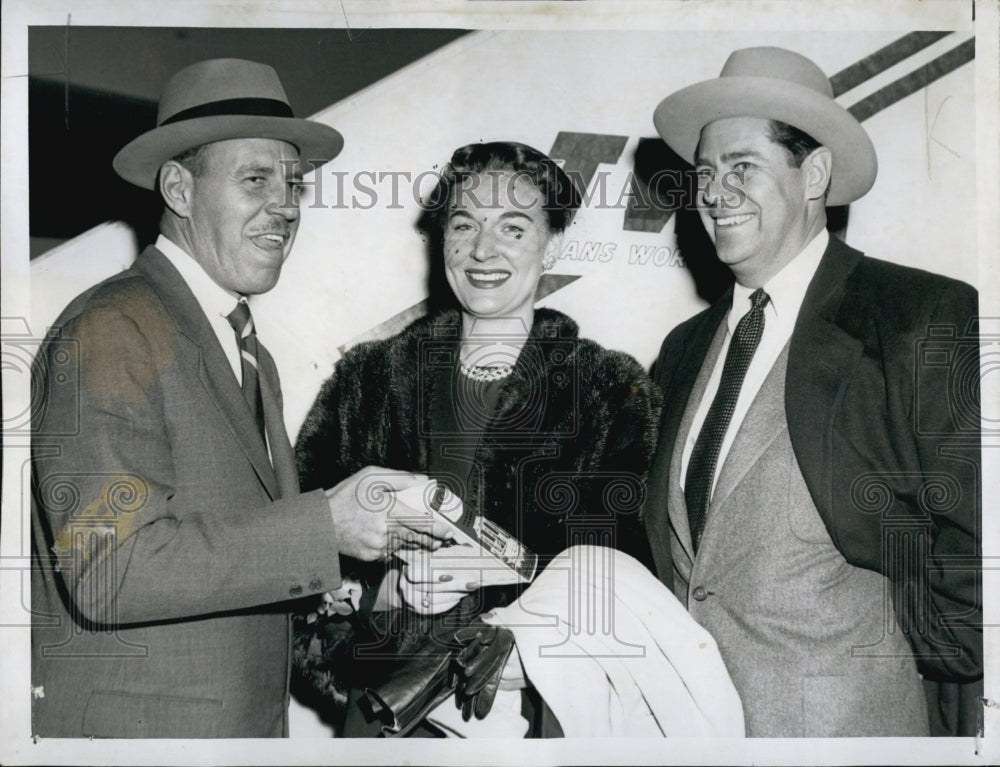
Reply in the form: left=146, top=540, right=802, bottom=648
left=685, top=288, right=770, bottom=551
left=226, top=300, right=267, bottom=445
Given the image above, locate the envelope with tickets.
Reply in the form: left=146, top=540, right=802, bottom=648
left=392, top=480, right=538, bottom=587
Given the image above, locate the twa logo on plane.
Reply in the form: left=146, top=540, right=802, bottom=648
left=342, top=31, right=974, bottom=347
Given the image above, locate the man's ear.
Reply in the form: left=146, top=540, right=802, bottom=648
left=804, top=146, right=833, bottom=201
left=159, top=161, right=194, bottom=218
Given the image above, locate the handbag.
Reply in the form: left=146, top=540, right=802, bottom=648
left=360, top=592, right=481, bottom=736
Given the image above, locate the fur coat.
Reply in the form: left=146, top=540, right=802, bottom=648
left=292, top=308, right=661, bottom=711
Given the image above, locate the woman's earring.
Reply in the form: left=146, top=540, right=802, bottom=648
left=542, top=256, right=556, bottom=271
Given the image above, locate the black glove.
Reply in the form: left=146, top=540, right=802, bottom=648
left=453, top=619, right=516, bottom=721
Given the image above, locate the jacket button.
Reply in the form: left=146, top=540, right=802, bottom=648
left=691, top=586, right=708, bottom=602
left=289, top=585, right=303, bottom=597
left=308, top=578, right=323, bottom=591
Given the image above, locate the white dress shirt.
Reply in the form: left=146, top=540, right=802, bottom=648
left=680, top=229, right=828, bottom=495
left=156, top=234, right=244, bottom=385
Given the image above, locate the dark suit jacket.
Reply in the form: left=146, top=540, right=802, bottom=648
left=645, top=236, right=982, bottom=732
left=31, top=246, right=342, bottom=737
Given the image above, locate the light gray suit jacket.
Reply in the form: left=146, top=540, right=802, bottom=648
left=31, top=246, right=342, bottom=737
left=664, top=340, right=926, bottom=736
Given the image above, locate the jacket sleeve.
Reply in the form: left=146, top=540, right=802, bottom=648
left=32, top=302, right=340, bottom=627
left=901, top=280, right=982, bottom=683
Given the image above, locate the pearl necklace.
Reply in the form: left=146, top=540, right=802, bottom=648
left=459, top=361, right=514, bottom=382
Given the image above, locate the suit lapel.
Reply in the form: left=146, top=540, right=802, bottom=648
left=785, top=237, right=865, bottom=512
left=133, top=247, right=280, bottom=500
left=711, top=345, right=790, bottom=512
left=646, top=291, right=731, bottom=578
left=668, top=318, right=729, bottom=571
left=258, top=342, right=298, bottom=498
left=652, top=292, right=732, bottom=483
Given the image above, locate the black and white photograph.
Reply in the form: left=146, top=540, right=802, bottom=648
left=1, top=1, right=997, bottom=765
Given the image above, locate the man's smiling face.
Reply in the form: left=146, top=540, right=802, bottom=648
left=184, top=137, right=303, bottom=295
left=695, top=117, right=816, bottom=288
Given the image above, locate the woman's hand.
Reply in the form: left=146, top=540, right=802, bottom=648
left=396, top=557, right=481, bottom=615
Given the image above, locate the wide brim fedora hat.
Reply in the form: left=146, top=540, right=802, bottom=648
left=653, top=47, right=876, bottom=206
left=114, top=58, right=344, bottom=190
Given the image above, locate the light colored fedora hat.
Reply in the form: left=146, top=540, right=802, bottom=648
left=113, top=58, right=344, bottom=190
left=653, top=47, right=876, bottom=206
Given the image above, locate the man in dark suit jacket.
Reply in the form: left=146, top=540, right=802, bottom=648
left=30, top=58, right=451, bottom=738
left=644, top=47, right=981, bottom=737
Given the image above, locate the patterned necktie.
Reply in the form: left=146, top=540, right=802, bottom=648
left=685, top=288, right=770, bottom=550
left=226, top=300, right=267, bottom=445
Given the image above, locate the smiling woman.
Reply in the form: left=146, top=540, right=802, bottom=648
left=434, top=143, right=577, bottom=365
left=442, top=173, right=555, bottom=329
left=291, top=141, right=662, bottom=738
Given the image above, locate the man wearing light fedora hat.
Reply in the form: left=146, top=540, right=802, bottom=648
left=31, top=58, right=452, bottom=738
left=644, top=47, right=981, bottom=736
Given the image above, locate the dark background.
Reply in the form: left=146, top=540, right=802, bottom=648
left=28, top=27, right=468, bottom=257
